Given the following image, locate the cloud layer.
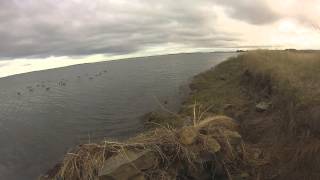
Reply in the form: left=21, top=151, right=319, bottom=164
left=0, top=0, right=318, bottom=59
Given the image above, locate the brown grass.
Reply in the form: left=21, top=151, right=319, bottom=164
left=241, top=50, right=320, bottom=138
left=234, top=50, right=320, bottom=179
left=41, top=104, right=251, bottom=180
left=185, top=50, right=320, bottom=179
left=42, top=126, right=242, bottom=180
left=42, top=128, right=194, bottom=179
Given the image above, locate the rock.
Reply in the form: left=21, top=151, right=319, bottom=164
left=98, top=150, right=157, bottom=180
left=178, top=126, right=198, bottom=145
left=255, top=102, right=271, bottom=112
left=196, top=116, right=239, bottom=133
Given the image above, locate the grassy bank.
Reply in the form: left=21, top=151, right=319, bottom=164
left=184, top=50, right=320, bottom=179
left=42, top=50, right=320, bottom=180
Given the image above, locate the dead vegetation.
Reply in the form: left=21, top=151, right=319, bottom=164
left=241, top=50, right=320, bottom=180
left=40, top=104, right=254, bottom=180
left=186, top=50, right=320, bottom=180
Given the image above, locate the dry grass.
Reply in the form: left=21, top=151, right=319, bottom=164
left=242, top=50, right=320, bottom=102
left=237, top=50, right=320, bottom=179
left=241, top=50, right=320, bottom=136
left=42, top=104, right=249, bottom=180
left=43, top=127, right=199, bottom=180
left=185, top=50, right=320, bottom=179
left=45, top=127, right=247, bottom=180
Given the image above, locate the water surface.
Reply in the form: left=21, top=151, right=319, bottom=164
left=0, top=52, right=236, bottom=180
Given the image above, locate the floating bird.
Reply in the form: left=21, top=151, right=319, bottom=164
left=17, top=92, right=21, bottom=95
left=46, top=87, right=50, bottom=91
left=58, top=81, right=66, bottom=86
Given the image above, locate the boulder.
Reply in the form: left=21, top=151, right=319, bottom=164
left=98, top=150, right=156, bottom=180
left=178, top=126, right=198, bottom=145
left=255, top=102, right=271, bottom=112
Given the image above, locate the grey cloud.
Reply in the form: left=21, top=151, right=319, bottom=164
left=214, top=0, right=280, bottom=24
left=0, top=0, right=278, bottom=59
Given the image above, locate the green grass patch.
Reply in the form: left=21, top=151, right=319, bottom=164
left=181, top=56, right=250, bottom=118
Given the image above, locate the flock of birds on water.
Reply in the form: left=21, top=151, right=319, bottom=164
left=16, top=69, right=108, bottom=96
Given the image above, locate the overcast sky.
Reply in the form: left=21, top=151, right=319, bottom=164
left=0, top=0, right=319, bottom=77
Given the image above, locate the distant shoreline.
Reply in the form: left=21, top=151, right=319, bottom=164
left=0, top=51, right=237, bottom=79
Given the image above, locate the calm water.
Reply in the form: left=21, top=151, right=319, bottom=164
left=0, top=52, right=236, bottom=180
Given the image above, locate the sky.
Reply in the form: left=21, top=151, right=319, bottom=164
left=0, top=0, right=319, bottom=77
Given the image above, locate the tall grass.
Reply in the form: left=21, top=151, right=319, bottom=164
left=243, top=50, right=320, bottom=96
left=240, top=50, right=320, bottom=179
left=187, top=50, right=320, bottom=179
left=242, top=50, right=320, bottom=136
